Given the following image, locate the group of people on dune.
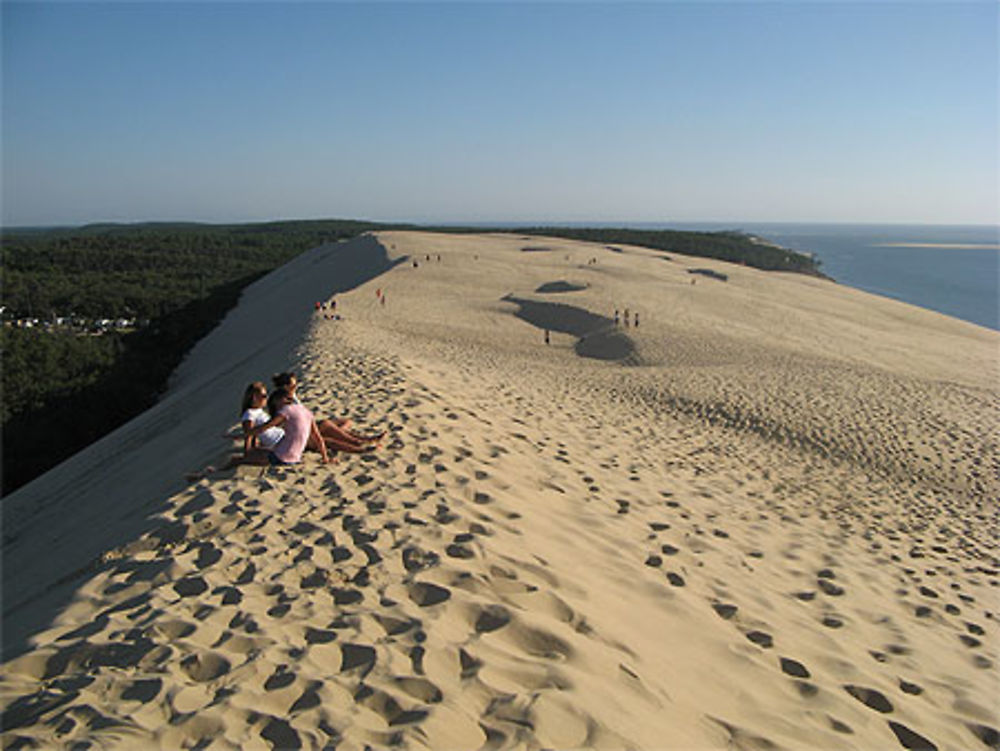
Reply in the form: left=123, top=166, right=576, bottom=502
left=190, top=372, right=382, bottom=480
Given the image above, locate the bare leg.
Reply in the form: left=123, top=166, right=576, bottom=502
left=319, top=421, right=381, bottom=448
left=319, top=417, right=353, bottom=433
left=324, top=437, right=370, bottom=454
left=318, top=417, right=383, bottom=444
left=187, top=449, right=269, bottom=481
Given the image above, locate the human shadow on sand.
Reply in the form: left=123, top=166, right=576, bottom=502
left=501, top=295, right=637, bottom=362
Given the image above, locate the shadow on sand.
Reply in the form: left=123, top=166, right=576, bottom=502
left=501, top=295, right=637, bottom=363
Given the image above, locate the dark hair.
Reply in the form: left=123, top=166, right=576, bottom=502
left=272, top=372, right=296, bottom=389
left=267, top=388, right=289, bottom=417
left=241, top=382, right=267, bottom=413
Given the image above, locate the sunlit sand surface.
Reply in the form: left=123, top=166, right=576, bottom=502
left=2, top=232, right=997, bottom=750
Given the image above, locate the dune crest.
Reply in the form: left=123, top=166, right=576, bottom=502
left=2, top=231, right=997, bottom=750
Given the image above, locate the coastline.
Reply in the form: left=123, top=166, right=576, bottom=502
left=873, top=242, right=1000, bottom=250
left=2, top=231, right=996, bottom=749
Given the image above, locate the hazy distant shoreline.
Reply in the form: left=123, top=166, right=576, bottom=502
left=874, top=242, right=1000, bottom=250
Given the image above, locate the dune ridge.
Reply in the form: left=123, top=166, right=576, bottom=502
left=2, top=231, right=997, bottom=750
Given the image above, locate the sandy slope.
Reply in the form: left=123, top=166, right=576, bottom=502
left=2, top=231, right=997, bottom=750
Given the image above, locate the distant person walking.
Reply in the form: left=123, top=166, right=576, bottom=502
left=544, top=329, right=550, bottom=345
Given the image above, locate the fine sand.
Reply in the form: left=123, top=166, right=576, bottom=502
left=2, top=231, right=997, bottom=750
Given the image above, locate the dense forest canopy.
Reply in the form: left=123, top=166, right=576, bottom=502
left=0, top=219, right=823, bottom=495
left=1, top=220, right=390, bottom=320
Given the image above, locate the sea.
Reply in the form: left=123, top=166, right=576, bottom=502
left=491, top=221, right=999, bottom=332
left=674, top=223, right=1000, bottom=332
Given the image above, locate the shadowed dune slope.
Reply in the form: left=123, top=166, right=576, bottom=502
left=2, top=235, right=400, bottom=657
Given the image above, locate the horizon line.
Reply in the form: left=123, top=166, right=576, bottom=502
left=4, top=217, right=999, bottom=232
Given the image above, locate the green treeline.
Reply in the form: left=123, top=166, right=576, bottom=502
left=1, top=219, right=821, bottom=495
left=1, top=220, right=388, bottom=494
left=2, top=220, right=387, bottom=320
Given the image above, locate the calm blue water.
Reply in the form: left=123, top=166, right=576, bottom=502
left=659, top=222, right=1000, bottom=331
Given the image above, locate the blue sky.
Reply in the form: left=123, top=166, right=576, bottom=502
left=2, top=2, right=997, bottom=226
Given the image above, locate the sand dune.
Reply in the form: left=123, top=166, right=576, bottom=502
left=2, top=231, right=997, bottom=750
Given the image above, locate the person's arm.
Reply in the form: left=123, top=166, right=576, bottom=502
left=241, top=419, right=255, bottom=455
left=311, top=420, right=330, bottom=463
left=249, top=413, right=286, bottom=438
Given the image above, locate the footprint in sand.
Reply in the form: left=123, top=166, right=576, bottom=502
left=887, top=720, right=938, bottom=750
left=407, top=581, right=451, bottom=607
left=966, top=724, right=1000, bottom=750
left=712, top=603, right=738, bottom=620
left=392, top=676, right=443, bottom=703
left=289, top=682, right=323, bottom=713
left=340, top=643, right=377, bottom=675
left=180, top=651, right=230, bottom=682
left=357, top=686, right=429, bottom=727
left=402, top=546, right=440, bottom=573
left=745, top=630, right=773, bottom=649
left=260, top=717, right=301, bottom=750
left=264, top=667, right=297, bottom=691
left=829, top=716, right=854, bottom=734
left=173, top=576, right=209, bottom=597
left=459, top=648, right=483, bottom=679
left=120, top=677, right=163, bottom=703
left=843, top=685, right=893, bottom=713
left=778, top=657, right=810, bottom=678
left=473, top=604, right=512, bottom=634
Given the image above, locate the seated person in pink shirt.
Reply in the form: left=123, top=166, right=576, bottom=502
left=272, top=371, right=382, bottom=450
left=252, top=388, right=330, bottom=465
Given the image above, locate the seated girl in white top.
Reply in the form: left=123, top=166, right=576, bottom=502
left=240, top=381, right=284, bottom=451
left=186, top=382, right=287, bottom=481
